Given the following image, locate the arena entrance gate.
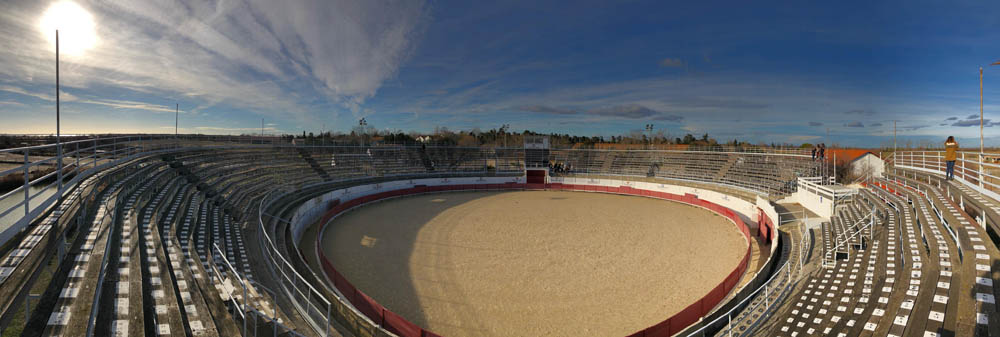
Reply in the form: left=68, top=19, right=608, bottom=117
left=526, top=169, right=547, bottom=184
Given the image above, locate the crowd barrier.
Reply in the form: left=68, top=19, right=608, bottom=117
left=313, top=181, right=767, bottom=337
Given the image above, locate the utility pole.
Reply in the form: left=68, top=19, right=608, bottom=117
left=981, top=67, right=985, bottom=155
left=55, top=30, right=63, bottom=194
left=175, top=103, right=178, bottom=138
left=893, top=121, right=896, bottom=153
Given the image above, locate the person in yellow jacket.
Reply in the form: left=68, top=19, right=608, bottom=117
left=944, top=136, right=958, bottom=180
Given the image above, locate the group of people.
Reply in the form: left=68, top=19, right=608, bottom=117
left=549, top=161, right=572, bottom=173
left=811, top=143, right=827, bottom=161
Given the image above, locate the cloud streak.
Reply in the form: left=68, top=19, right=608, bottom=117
left=516, top=103, right=683, bottom=122
left=844, top=109, right=876, bottom=116
left=0, top=0, right=429, bottom=124
left=659, top=58, right=686, bottom=68
left=516, top=105, right=578, bottom=115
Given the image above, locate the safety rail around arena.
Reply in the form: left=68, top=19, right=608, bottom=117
left=274, top=176, right=788, bottom=337
left=890, top=150, right=1000, bottom=201
left=257, top=187, right=367, bottom=337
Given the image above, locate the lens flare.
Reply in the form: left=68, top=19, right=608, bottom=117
left=38, top=1, right=98, bottom=56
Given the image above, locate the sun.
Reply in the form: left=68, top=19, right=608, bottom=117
left=38, top=1, right=98, bottom=56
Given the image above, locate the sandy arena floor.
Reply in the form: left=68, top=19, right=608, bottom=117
left=320, top=190, right=748, bottom=337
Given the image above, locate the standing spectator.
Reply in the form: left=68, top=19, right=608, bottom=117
left=818, top=143, right=826, bottom=160
left=811, top=145, right=817, bottom=160
left=944, top=136, right=958, bottom=180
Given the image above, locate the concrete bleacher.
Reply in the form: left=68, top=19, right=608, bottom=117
left=1, top=140, right=995, bottom=337
left=766, top=170, right=1000, bottom=337
left=548, top=149, right=819, bottom=199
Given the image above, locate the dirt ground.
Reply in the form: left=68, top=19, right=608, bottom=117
left=321, top=190, right=747, bottom=337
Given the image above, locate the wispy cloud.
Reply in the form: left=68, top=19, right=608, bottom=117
left=845, top=121, right=865, bottom=127
left=870, top=122, right=883, bottom=127
left=589, top=104, right=659, bottom=118
left=80, top=99, right=175, bottom=113
left=788, top=135, right=820, bottom=142
left=809, top=121, right=823, bottom=126
left=0, top=0, right=429, bottom=125
left=193, top=126, right=280, bottom=132
left=653, top=114, right=684, bottom=122
left=945, top=116, right=958, bottom=120
left=516, top=103, right=683, bottom=122
left=516, top=105, right=578, bottom=115
left=0, top=85, right=77, bottom=102
left=900, top=125, right=930, bottom=131
left=659, top=58, right=686, bottom=68
left=953, top=119, right=984, bottom=127
left=844, top=109, right=876, bottom=116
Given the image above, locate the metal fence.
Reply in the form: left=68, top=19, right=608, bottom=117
left=256, top=188, right=385, bottom=337
left=890, top=150, right=1000, bottom=200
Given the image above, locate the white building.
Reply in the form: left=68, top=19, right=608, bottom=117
left=849, top=152, right=884, bottom=180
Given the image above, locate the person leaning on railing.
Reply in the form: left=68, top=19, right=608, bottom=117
left=945, top=136, right=958, bottom=180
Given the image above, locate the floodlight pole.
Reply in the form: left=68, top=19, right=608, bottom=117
left=56, top=30, right=63, bottom=194
left=981, top=67, right=985, bottom=156
left=175, top=103, right=179, bottom=138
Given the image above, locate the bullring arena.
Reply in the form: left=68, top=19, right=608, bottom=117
left=316, top=190, right=747, bottom=336
left=0, top=135, right=997, bottom=337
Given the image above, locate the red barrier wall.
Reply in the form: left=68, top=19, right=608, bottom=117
left=315, top=182, right=762, bottom=337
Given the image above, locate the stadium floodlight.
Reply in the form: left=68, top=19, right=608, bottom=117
left=645, top=124, right=654, bottom=148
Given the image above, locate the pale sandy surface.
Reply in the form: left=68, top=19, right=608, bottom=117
left=321, top=190, right=747, bottom=337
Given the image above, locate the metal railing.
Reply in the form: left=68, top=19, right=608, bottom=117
left=892, top=150, right=1000, bottom=200
left=211, top=243, right=304, bottom=337
left=684, top=260, right=793, bottom=337
left=822, top=206, right=874, bottom=268
left=256, top=189, right=357, bottom=337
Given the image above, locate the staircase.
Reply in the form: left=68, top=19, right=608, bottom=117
left=296, top=148, right=332, bottom=181
left=419, top=147, right=435, bottom=172
left=600, top=152, right=616, bottom=173
left=716, top=155, right=737, bottom=181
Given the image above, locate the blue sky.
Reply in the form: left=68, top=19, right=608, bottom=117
left=1, top=0, right=999, bottom=147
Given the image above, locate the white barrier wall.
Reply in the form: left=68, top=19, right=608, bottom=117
left=548, top=176, right=760, bottom=226
left=790, top=187, right=833, bottom=219
left=290, top=176, right=524, bottom=243
left=291, top=175, right=765, bottom=245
